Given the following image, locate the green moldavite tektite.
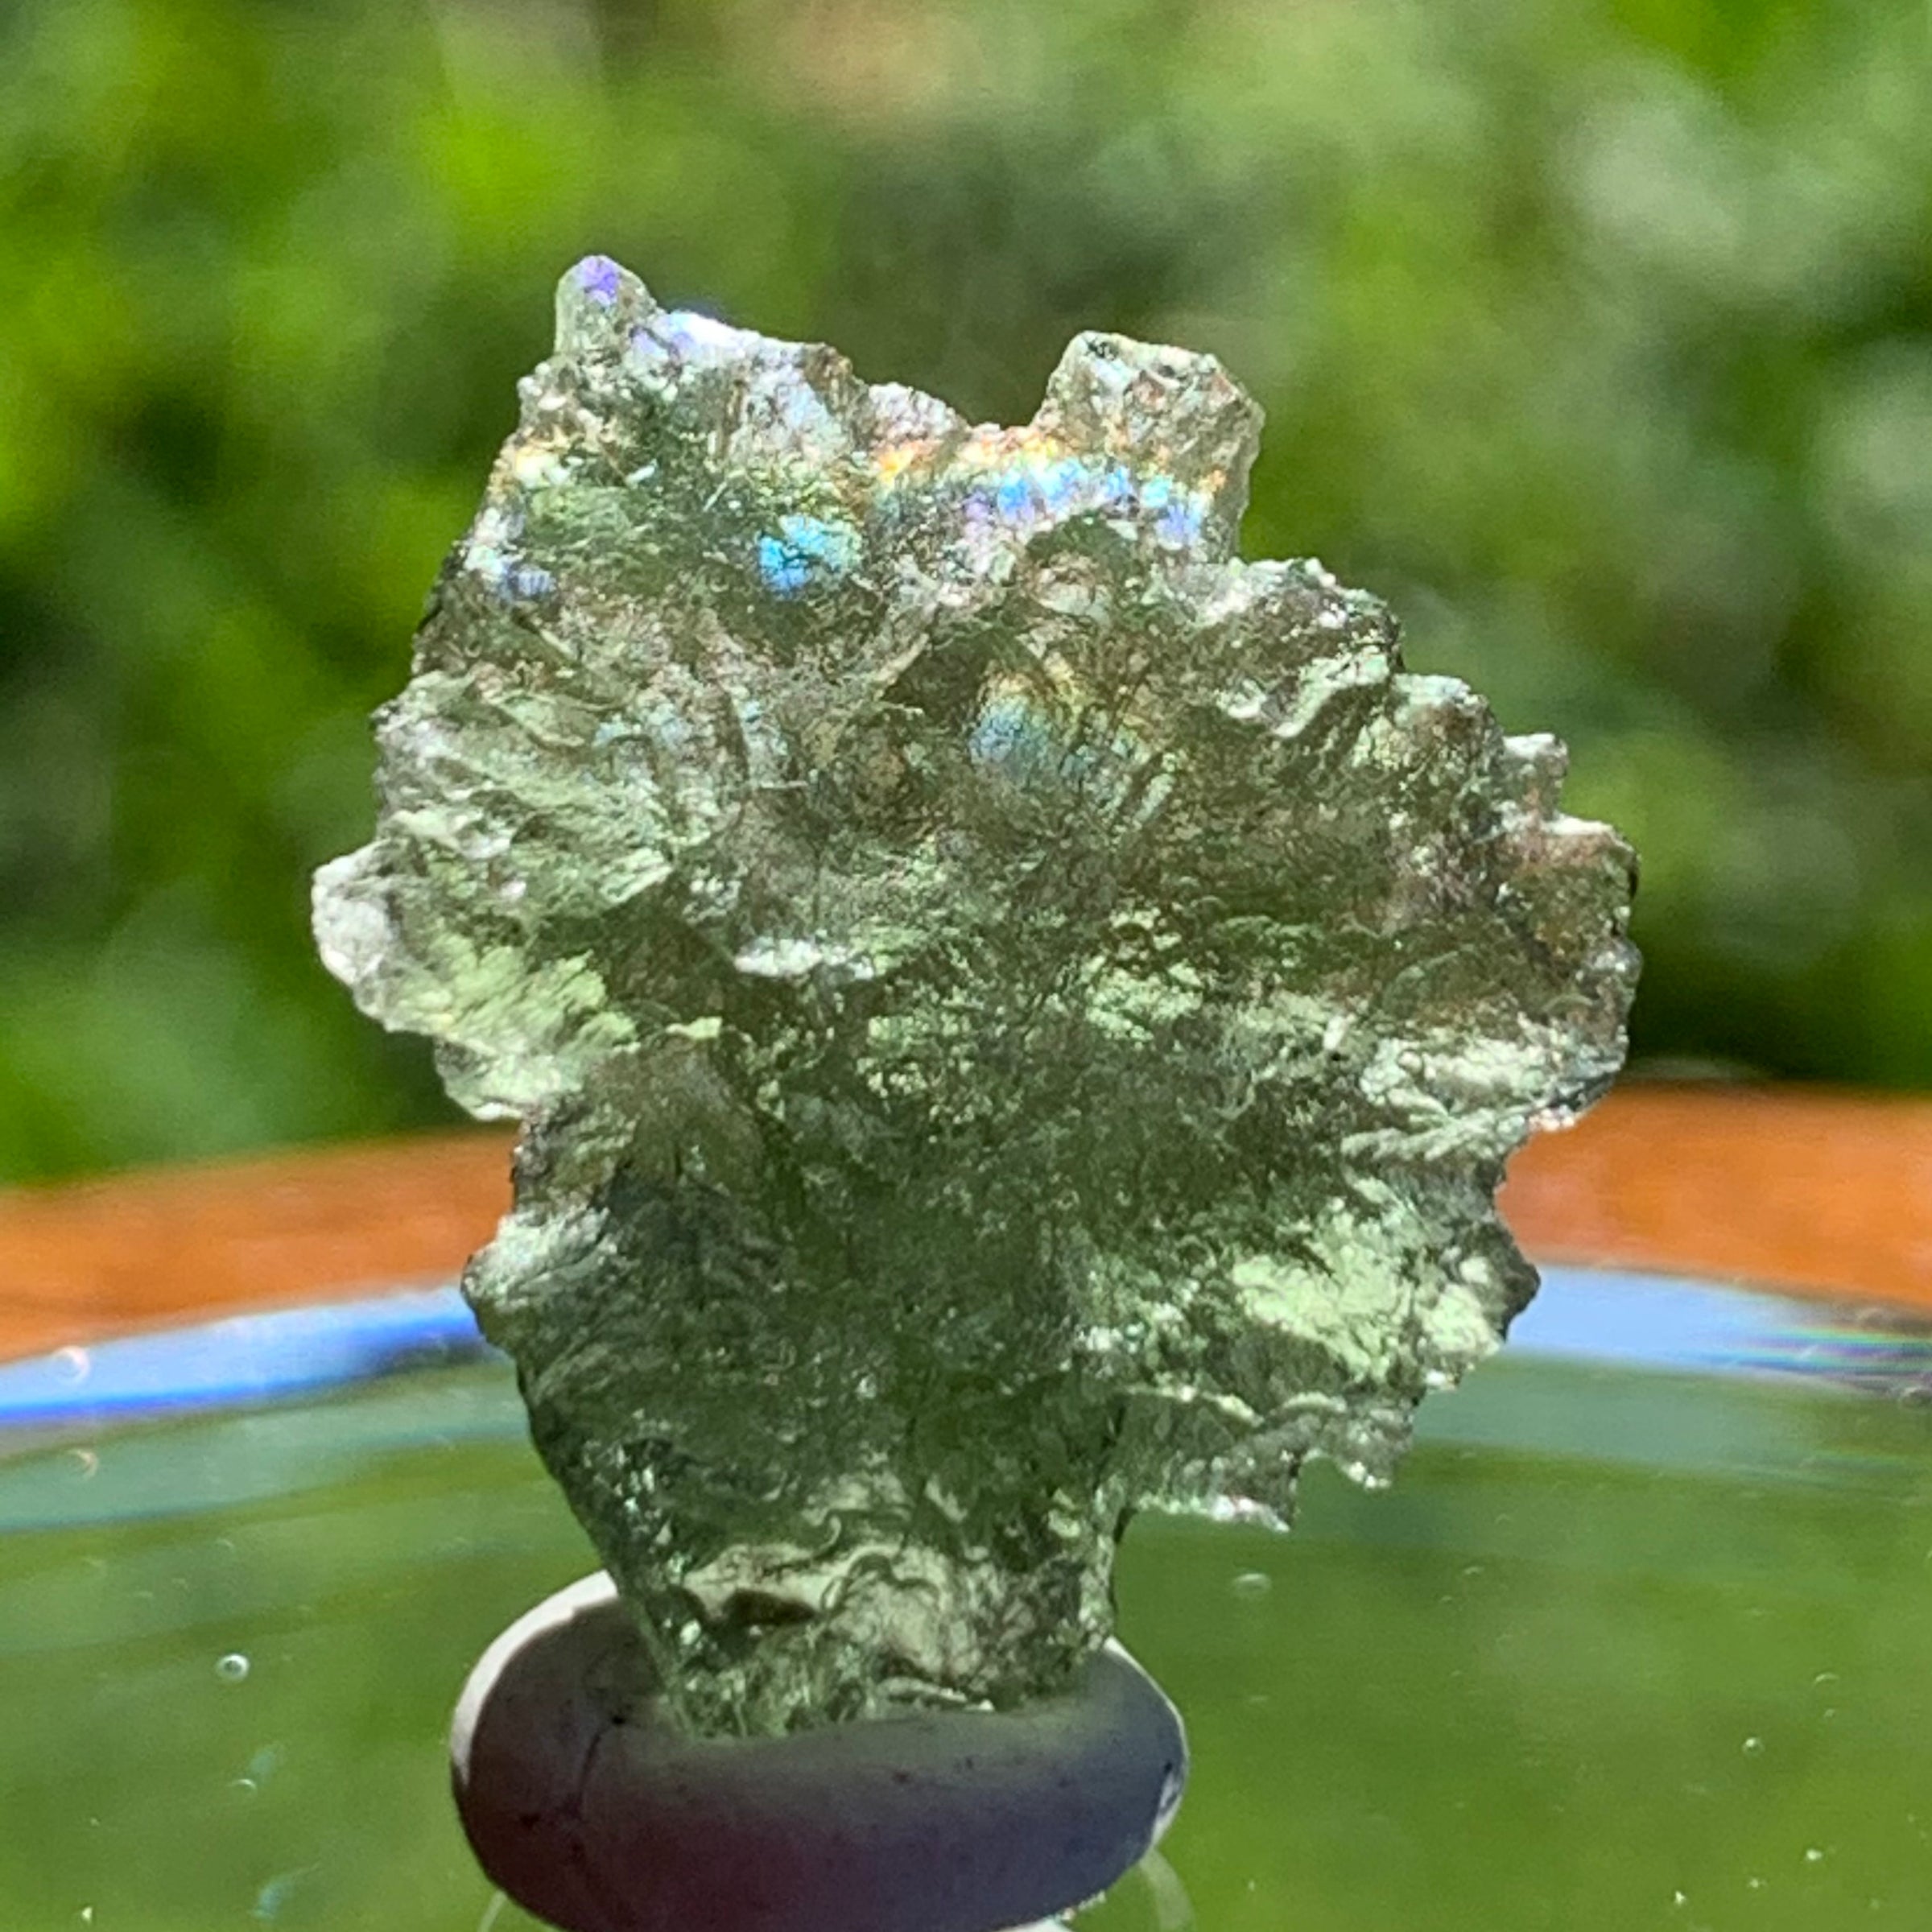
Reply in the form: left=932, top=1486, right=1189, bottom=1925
left=314, top=256, right=1637, bottom=1739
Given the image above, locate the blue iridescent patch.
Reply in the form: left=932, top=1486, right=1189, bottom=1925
left=756, top=536, right=811, bottom=596
left=757, top=514, right=859, bottom=597
left=1154, top=499, right=1201, bottom=546
left=661, top=309, right=746, bottom=357
left=576, top=256, right=622, bottom=307
left=969, top=691, right=1065, bottom=784
left=994, top=473, right=1036, bottom=520
left=1037, top=456, right=1088, bottom=514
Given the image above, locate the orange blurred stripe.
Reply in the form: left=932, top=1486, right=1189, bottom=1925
left=0, top=1132, right=513, bottom=1362
left=1, top=1084, right=1929, bottom=1364
left=1501, top=1083, right=1932, bottom=1310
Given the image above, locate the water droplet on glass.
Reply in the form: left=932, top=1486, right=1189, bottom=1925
left=217, top=1653, right=250, bottom=1682
left=1742, top=1735, right=1765, bottom=1757
left=1231, top=1571, right=1272, bottom=1597
left=252, top=1872, right=300, bottom=1922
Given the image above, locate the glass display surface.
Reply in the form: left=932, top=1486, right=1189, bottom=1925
left=4, top=1269, right=1927, bottom=1932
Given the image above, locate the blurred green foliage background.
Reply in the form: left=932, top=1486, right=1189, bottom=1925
left=3, top=0, right=1930, bottom=1181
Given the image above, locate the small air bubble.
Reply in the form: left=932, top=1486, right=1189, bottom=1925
left=1806, top=1847, right=1826, bottom=1865
left=54, top=1347, right=90, bottom=1385
left=1742, top=1735, right=1765, bottom=1757
left=217, top=1653, right=250, bottom=1683
left=1231, top=1571, right=1272, bottom=1597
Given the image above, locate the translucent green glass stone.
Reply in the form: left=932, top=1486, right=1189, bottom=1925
left=314, top=257, right=1637, bottom=1738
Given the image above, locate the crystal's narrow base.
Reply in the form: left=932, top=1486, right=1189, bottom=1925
left=452, top=1574, right=1186, bottom=1932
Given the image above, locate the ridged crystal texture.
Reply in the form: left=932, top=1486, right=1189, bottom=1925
left=315, top=257, right=1637, bottom=1737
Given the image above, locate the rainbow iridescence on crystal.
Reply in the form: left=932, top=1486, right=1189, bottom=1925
left=314, top=257, right=1637, bottom=1736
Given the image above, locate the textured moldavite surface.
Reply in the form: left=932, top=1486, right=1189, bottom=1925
left=315, top=257, right=1637, bottom=1737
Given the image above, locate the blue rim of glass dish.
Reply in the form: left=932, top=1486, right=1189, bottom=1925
left=2, top=1267, right=1929, bottom=1431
